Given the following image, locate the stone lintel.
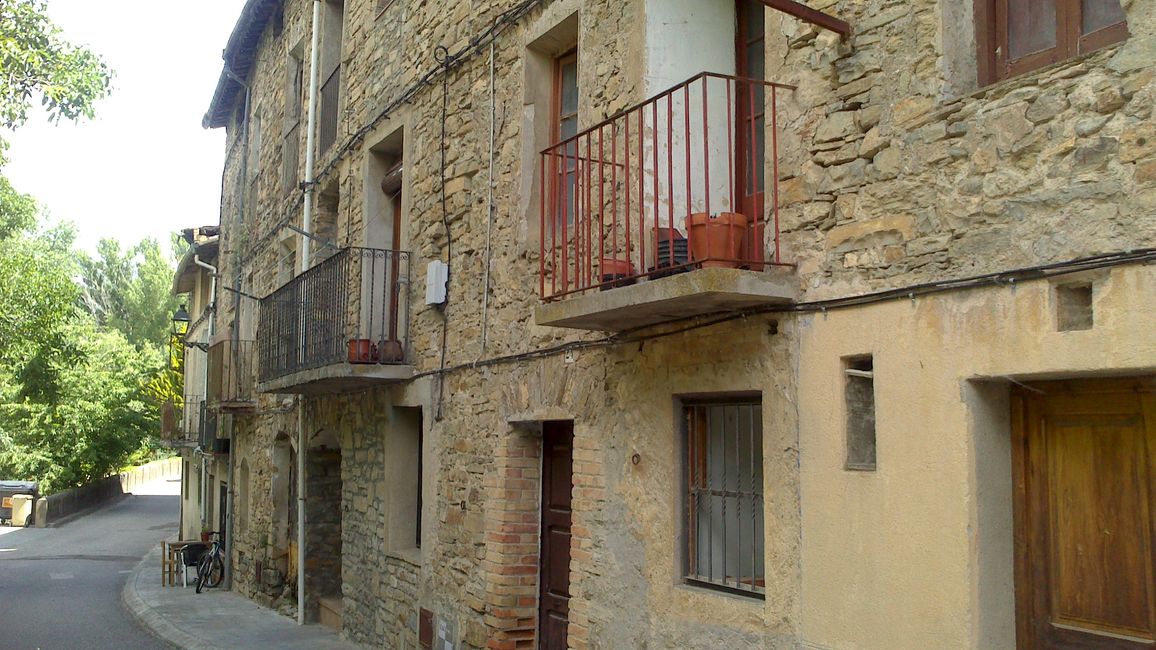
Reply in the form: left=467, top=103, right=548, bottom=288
left=258, top=363, right=414, bottom=395
left=534, top=267, right=797, bottom=332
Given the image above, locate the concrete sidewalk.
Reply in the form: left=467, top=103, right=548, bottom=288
left=123, top=543, right=359, bottom=649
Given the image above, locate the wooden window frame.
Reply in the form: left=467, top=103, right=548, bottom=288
left=978, top=0, right=1128, bottom=85
left=550, top=49, right=578, bottom=233
left=551, top=49, right=578, bottom=146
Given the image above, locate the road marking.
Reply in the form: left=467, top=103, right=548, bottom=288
left=49, top=572, right=74, bottom=580
left=118, top=570, right=133, bottom=574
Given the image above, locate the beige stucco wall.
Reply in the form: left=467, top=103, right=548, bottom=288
left=797, top=264, right=1156, bottom=649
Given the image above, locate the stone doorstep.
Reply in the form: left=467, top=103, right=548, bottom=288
left=319, top=595, right=344, bottom=633
left=535, top=266, right=798, bottom=331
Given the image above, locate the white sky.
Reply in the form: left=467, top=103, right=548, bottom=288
left=4, top=0, right=248, bottom=256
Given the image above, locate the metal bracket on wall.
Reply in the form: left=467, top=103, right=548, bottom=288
left=760, top=0, right=851, bottom=38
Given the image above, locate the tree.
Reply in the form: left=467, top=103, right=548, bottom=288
left=0, top=321, right=157, bottom=491
left=0, top=0, right=112, bottom=129
left=78, top=238, right=182, bottom=353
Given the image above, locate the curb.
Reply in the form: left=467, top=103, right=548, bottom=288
left=121, top=543, right=218, bottom=650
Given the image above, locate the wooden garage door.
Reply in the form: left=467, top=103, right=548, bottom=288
left=1013, top=378, right=1156, bottom=648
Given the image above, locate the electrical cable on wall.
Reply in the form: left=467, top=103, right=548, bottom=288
left=406, top=248, right=1156, bottom=382
left=434, top=44, right=454, bottom=421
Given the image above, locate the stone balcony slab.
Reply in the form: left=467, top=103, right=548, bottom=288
left=535, top=267, right=797, bottom=332
left=258, top=363, right=414, bottom=396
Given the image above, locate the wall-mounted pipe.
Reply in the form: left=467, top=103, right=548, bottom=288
left=296, top=0, right=324, bottom=626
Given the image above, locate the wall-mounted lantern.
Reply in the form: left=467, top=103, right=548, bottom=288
left=169, top=304, right=191, bottom=372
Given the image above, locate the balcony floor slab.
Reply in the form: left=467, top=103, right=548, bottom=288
left=258, top=363, right=414, bottom=395
left=535, top=267, right=796, bottom=331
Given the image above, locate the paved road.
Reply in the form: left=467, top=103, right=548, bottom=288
left=0, top=478, right=180, bottom=649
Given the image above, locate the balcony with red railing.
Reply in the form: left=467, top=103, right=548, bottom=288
left=159, top=394, right=202, bottom=448
left=535, top=72, right=797, bottom=332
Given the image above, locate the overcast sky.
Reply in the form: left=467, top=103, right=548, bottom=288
left=4, top=0, right=247, bottom=255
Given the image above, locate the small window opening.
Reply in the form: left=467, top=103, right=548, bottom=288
left=1056, top=282, right=1094, bottom=331
left=845, top=356, right=876, bottom=471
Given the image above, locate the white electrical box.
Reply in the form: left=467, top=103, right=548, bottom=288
left=426, top=260, right=449, bottom=305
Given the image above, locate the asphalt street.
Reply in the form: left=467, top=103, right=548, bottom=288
left=0, top=477, right=180, bottom=649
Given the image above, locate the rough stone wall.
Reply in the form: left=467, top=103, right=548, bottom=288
left=766, top=1, right=1156, bottom=300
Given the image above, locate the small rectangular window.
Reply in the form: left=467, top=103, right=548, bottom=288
left=683, top=397, right=764, bottom=598
left=1056, top=282, right=1094, bottom=331
left=845, top=356, right=876, bottom=471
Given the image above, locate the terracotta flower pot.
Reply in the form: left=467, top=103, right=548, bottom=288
left=347, top=338, right=375, bottom=364
left=687, top=212, right=748, bottom=269
left=599, top=258, right=635, bottom=289
left=377, top=339, right=404, bottom=363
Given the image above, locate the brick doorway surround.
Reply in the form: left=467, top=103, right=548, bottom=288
left=481, top=423, right=603, bottom=650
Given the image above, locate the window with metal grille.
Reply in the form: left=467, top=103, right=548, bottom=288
left=844, top=355, right=876, bottom=471
left=683, top=397, right=764, bottom=597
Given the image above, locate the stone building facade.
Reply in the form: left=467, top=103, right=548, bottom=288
left=189, top=0, right=1156, bottom=647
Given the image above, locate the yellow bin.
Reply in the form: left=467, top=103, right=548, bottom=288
left=10, top=494, right=33, bottom=527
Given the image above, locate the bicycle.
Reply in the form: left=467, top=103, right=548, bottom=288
left=195, top=531, right=225, bottom=593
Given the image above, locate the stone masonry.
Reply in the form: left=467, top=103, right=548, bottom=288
left=198, top=0, right=1156, bottom=648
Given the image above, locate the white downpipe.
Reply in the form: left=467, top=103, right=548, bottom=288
left=193, top=254, right=218, bottom=531
left=297, top=0, right=323, bottom=626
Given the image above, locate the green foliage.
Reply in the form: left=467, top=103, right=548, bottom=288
left=78, top=238, right=181, bottom=352
left=0, top=0, right=174, bottom=493
left=0, top=322, right=157, bottom=492
left=0, top=0, right=112, bottom=129
left=0, top=220, right=77, bottom=364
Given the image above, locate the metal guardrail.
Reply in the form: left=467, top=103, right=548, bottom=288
left=257, top=247, right=410, bottom=383
left=539, top=72, right=793, bottom=299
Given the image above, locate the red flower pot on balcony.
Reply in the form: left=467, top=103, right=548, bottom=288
left=687, top=212, right=748, bottom=269
left=599, top=258, right=635, bottom=290
left=377, top=339, right=404, bottom=363
left=347, top=339, right=375, bottom=364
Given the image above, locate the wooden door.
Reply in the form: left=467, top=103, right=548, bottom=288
left=539, top=421, right=573, bottom=650
left=1013, top=378, right=1156, bottom=648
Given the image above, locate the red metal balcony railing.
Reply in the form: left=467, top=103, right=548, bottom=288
left=539, top=72, right=794, bottom=300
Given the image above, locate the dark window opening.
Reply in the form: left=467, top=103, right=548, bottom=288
left=845, top=356, right=876, bottom=471
left=682, top=397, right=765, bottom=598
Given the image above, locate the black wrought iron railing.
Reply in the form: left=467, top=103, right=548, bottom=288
left=258, top=247, right=410, bottom=383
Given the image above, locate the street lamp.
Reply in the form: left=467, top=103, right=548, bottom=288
left=169, top=304, right=191, bottom=371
